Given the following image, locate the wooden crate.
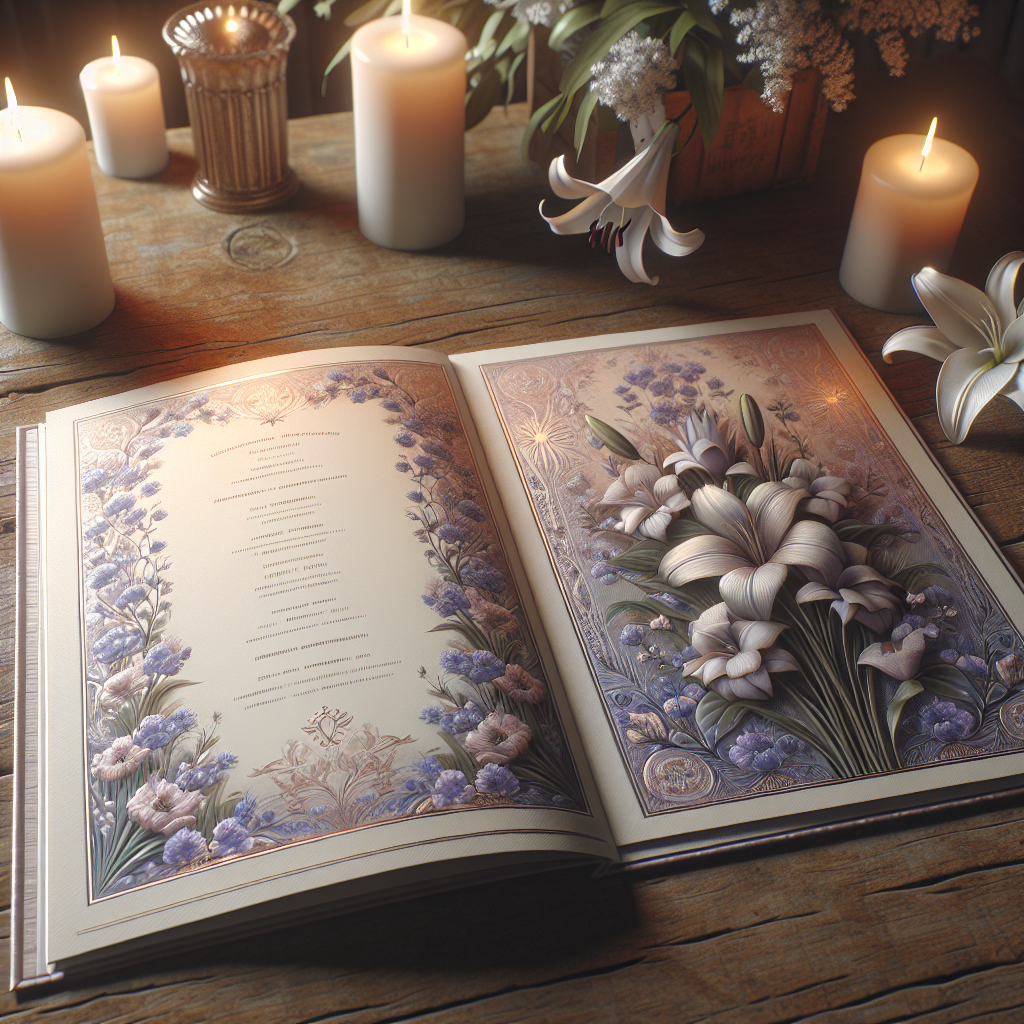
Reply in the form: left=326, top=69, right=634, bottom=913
left=529, top=29, right=829, bottom=205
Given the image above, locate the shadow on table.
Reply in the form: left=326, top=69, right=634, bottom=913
left=199, top=865, right=640, bottom=973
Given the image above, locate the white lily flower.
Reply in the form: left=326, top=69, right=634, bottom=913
left=659, top=481, right=846, bottom=621
left=539, top=118, right=704, bottom=286
left=881, top=253, right=1024, bottom=443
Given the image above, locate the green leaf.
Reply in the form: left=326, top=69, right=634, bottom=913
left=476, top=8, right=506, bottom=52
left=496, top=17, right=531, bottom=56
left=506, top=51, right=526, bottom=105
left=687, top=0, right=723, bottom=36
left=918, top=663, right=984, bottom=711
left=608, top=539, right=669, bottom=573
left=344, top=0, right=390, bottom=25
left=600, top=0, right=636, bottom=17
left=559, top=4, right=676, bottom=97
left=574, top=88, right=600, bottom=159
left=887, top=678, right=923, bottom=761
left=438, top=730, right=480, bottom=781
left=521, top=94, right=562, bottom=159
left=466, top=66, right=503, bottom=128
left=681, top=33, right=723, bottom=148
left=549, top=3, right=602, bottom=51
left=585, top=414, right=642, bottom=460
left=322, top=38, right=353, bottom=91
left=313, top=0, right=338, bottom=16
left=278, top=0, right=304, bottom=14
left=668, top=11, right=697, bottom=57
left=694, top=691, right=746, bottom=743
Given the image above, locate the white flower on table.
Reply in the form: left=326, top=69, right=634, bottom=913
left=882, top=253, right=1024, bottom=443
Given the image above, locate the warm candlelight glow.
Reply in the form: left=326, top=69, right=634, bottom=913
left=919, top=117, right=937, bottom=171
left=112, top=35, right=121, bottom=75
left=226, top=18, right=239, bottom=31
left=402, top=0, right=411, bottom=42
left=4, top=77, right=22, bottom=143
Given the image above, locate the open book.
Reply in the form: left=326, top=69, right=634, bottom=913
left=13, top=311, right=1024, bottom=987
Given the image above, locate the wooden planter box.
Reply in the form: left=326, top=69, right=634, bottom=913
left=529, top=28, right=829, bottom=206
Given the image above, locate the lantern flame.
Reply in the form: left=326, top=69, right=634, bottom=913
left=919, top=117, right=937, bottom=172
left=4, top=77, right=22, bottom=143
left=112, top=35, right=121, bottom=74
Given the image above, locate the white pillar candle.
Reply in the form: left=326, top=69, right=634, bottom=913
left=80, top=37, right=168, bottom=179
left=0, top=84, right=115, bottom=339
left=839, top=124, right=978, bottom=314
left=351, top=13, right=466, bottom=251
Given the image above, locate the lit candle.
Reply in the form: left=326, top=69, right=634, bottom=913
left=839, top=118, right=979, bottom=313
left=351, top=5, right=466, bottom=250
left=0, top=79, right=115, bottom=339
left=79, top=36, right=168, bottom=178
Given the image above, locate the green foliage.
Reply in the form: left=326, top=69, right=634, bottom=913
left=886, top=678, right=923, bottom=766
left=282, top=0, right=530, bottom=125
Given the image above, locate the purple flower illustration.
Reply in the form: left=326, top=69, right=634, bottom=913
left=162, top=828, right=207, bottom=866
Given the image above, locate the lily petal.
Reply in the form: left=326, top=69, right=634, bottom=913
left=1001, top=314, right=1024, bottom=363
left=984, top=251, right=1024, bottom=332
left=763, top=648, right=800, bottom=674
left=719, top=563, right=788, bottom=621
left=735, top=618, right=787, bottom=649
left=650, top=213, right=704, bottom=257
left=748, top=481, right=807, bottom=555
left=540, top=192, right=610, bottom=236
left=935, top=346, right=1016, bottom=444
left=795, top=581, right=839, bottom=604
left=773, top=520, right=846, bottom=584
left=659, top=534, right=750, bottom=587
left=913, top=267, right=999, bottom=353
left=690, top=485, right=757, bottom=559
left=726, top=649, right=762, bottom=678
left=881, top=325, right=958, bottom=365
left=617, top=206, right=656, bottom=285
left=547, top=155, right=600, bottom=200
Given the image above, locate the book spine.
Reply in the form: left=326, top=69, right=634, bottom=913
left=11, top=425, right=44, bottom=991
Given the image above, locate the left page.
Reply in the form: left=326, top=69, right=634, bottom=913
left=39, top=345, right=614, bottom=967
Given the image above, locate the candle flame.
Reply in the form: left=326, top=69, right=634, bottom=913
left=112, top=35, right=121, bottom=74
left=4, top=76, right=22, bottom=143
left=919, top=116, right=937, bottom=171
left=226, top=17, right=239, bottom=30
left=402, top=0, right=411, bottom=43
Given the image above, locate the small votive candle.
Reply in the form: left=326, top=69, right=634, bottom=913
left=0, top=81, right=115, bottom=339
left=80, top=36, right=169, bottom=179
left=839, top=122, right=979, bottom=313
left=351, top=13, right=466, bottom=251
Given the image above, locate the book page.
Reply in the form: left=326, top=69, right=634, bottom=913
left=451, top=312, right=1024, bottom=850
left=41, top=346, right=614, bottom=964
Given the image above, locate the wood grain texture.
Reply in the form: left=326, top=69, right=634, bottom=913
left=0, top=50, right=1022, bottom=1023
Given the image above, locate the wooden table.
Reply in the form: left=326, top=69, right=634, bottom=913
left=2, top=51, right=1023, bottom=1023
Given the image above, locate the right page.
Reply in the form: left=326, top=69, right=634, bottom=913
left=451, top=312, right=1024, bottom=852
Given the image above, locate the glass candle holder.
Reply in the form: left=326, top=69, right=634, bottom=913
left=163, top=2, right=299, bottom=212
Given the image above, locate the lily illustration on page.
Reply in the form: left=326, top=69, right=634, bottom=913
left=882, top=253, right=1024, bottom=443
left=539, top=118, right=704, bottom=286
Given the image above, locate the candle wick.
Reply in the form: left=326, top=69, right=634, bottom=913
left=405, top=32, right=409, bottom=47
left=918, top=153, right=925, bottom=172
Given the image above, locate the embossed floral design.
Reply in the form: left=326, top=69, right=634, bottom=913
left=465, top=712, right=533, bottom=765
left=91, top=736, right=150, bottom=781
left=127, top=776, right=204, bottom=836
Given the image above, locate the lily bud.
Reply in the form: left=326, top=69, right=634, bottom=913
left=739, top=394, right=765, bottom=449
left=584, top=415, right=642, bottom=461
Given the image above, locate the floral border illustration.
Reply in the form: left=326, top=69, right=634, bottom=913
left=79, top=361, right=585, bottom=899
left=482, top=328, right=1024, bottom=814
